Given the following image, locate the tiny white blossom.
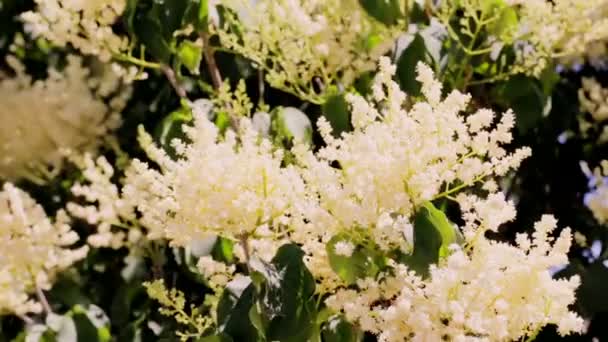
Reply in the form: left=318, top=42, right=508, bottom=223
left=333, top=241, right=355, bottom=257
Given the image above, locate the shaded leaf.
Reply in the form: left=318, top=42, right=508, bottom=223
left=402, top=202, right=460, bottom=277
left=396, top=34, right=431, bottom=96
left=494, top=75, right=546, bottom=134
left=326, top=233, right=387, bottom=285
left=217, top=279, right=258, bottom=342
left=359, top=0, right=402, bottom=25
left=322, top=93, right=351, bottom=136
left=321, top=315, right=362, bottom=342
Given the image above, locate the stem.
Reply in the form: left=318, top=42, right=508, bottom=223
left=161, top=64, right=187, bottom=99
left=36, top=285, right=52, bottom=314
left=258, top=69, right=265, bottom=105
left=239, top=233, right=251, bottom=267
left=201, top=31, right=223, bottom=90
left=113, top=53, right=162, bottom=69
left=18, top=314, right=34, bottom=325
left=467, top=72, right=511, bottom=86
left=433, top=174, right=487, bottom=200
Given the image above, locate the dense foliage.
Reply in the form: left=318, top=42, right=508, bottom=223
left=1, top=0, right=608, bottom=341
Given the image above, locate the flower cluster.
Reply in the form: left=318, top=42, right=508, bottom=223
left=326, top=215, right=582, bottom=341
left=123, top=107, right=309, bottom=250
left=437, top=0, right=608, bottom=77
left=215, top=0, right=398, bottom=103
left=515, top=0, right=608, bottom=73
left=0, top=55, right=129, bottom=181
left=22, top=0, right=128, bottom=63
left=0, top=184, right=88, bottom=316
left=579, top=77, right=608, bottom=123
left=67, top=154, right=142, bottom=249
left=72, top=58, right=582, bottom=339
left=574, top=77, right=608, bottom=144
left=296, top=58, right=529, bottom=238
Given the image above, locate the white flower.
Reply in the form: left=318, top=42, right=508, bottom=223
left=197, top=256, right=236, bottom=289
left=215, top=0, right=398, bottom=102
left=295, top=57, right=530, bottom=257
left=0, top=55, right=129, bottom=181
left=123, top=103, right=308, bottom=247
left=579, top=77, right=608, bottom=122
left=0, top=184, right=88, bottom=316
left=327, top=217, right=583, bottom=341
left=67, top=154, right=141, bottom=250
left=333, top=241, right=355, bottom=257
left=22, top=0, right=129, bottom=63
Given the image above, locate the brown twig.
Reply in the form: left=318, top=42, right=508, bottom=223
left=161, top=64, right=187, bottom=98
left=239, top=233, right=251, bottom=266
left=201, top=31, right=223, bottom=90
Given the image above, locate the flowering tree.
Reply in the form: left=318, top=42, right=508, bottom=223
left=1, top=0, right=608, bottom=341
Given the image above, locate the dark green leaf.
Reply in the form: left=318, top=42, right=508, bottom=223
left=133, top=11, right=173, bottom=63
left=396, top=34, right=431, bottom=96
left=321, top=315, right=362, bottom=342
left=184, top=0, right=210, bottom=31
left=322, top=93, right=351, bottom=136
left=154, top=0, right=189, bottom=39
left=217, top=280, right=258, bottom=342
left=196, top=333, right=233, bottom=342
left=123, top=0, right=139, bottom=39
left=49, top=277, right=92, bottom=309
left=257, top=244, right=317, bottom=342
left=110, top=283, right=146, bottom=326
left=402, top=202, right=460, bottom=277
left=359, top=0, right=402, bottom=25
left=494, top=75, right=546, bottom=134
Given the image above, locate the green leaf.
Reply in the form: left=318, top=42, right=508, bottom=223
left=215, top=111, right=231, bottom=134
left=271, top=107, right=313, bottom=145
left=153, top=105, right=193, bottom=159
left=177, top=40, right=203, bottom=75
left=488, top=6, right=518, bottom=39
left=321, top=315, right=362, bottom=342
left=133, top=10, right=172, bottom=63
left=396, top=34, right=431, bottom=96
left=217, top=279, right=258, bottom=342
left=494, top=75, right=546, bottom=134
left=322, top=93, right=351, bottom=136
left=196, top=334, right=233, bottom=342
left=154, top=0, right=189, bottom=39
left=326, top=233, right=387, bottom=285
left=122, top=0, right=139, bottom=39
left=402, top=202, right=460, bottom=277
left=49, top=277, right=92, bottom=309
left=110, top=282, right=146, bottom=327
left=211, top=237, right=235, bottom=264
left=247, top=305, right=268, bottom=341
left=358, top=0, right=402, bottom=25
left=249, top=244, right=317, bottom=342
left=184, top=0, right=209, bottom=31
